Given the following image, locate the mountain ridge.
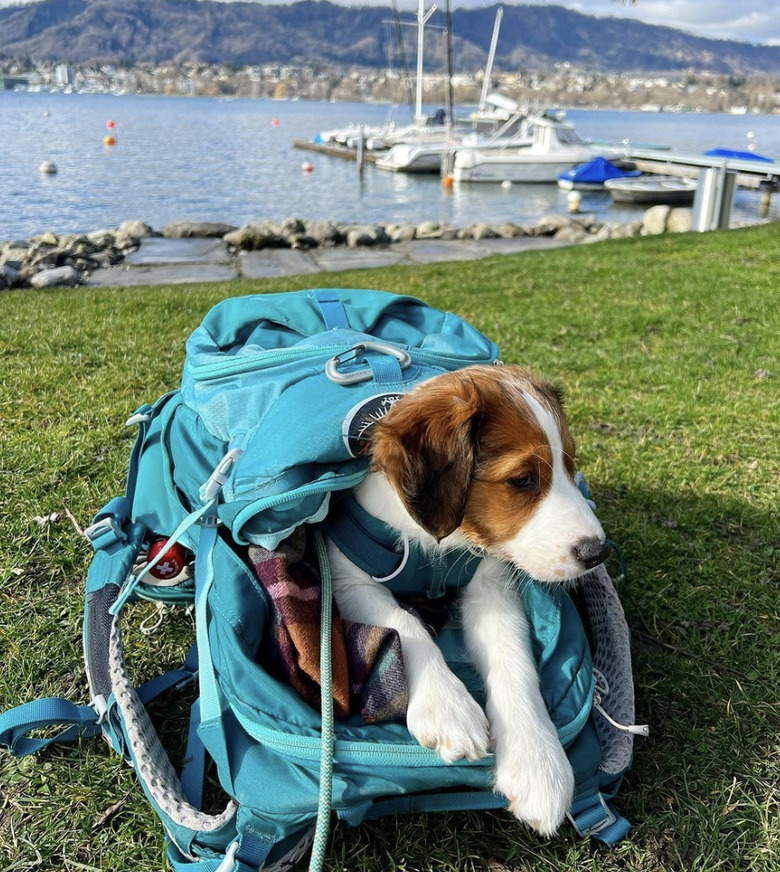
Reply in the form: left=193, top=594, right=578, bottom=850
left=0, top=0, right=778, bottom=75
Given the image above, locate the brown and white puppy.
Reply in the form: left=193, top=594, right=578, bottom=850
left=327, top=364, right=609, bottom=836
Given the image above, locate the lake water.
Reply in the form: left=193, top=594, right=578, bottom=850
left=1, top=91, right=778, bottom=240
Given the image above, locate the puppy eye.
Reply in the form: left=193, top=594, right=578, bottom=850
left=506, top=472, right=538, bottom=493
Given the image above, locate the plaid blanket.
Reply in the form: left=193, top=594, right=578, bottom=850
left=249, top=531, right=408, bottom=724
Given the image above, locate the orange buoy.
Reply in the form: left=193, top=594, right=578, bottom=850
left=271, top=117, right=280, bottom=127
left=106, top=119, right=116, bottom=130
left=103, top=135, right=117, bottom=146
left=442, top=174, right=454, bottom=189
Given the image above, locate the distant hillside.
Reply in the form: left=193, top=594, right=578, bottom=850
left=0, top=0, right=778, bottom=75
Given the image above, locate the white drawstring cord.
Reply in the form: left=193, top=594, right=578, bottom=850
left=593, top=668, right=650, bottom=737
left=371, top=534, right=410, bottom=583
left=140, top=602, right=171, bottom=636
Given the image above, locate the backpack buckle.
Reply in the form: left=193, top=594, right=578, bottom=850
left=84, top=516, right=127, bottom=550
left=567, top=793, right=617, bottom=839
left=89, top=694, right=109, bottom=725
left=200, top=448, right=243, bottom=503
left=215, top=840, right=239, bottom=872
left=325, top=341, right=411, bottom=385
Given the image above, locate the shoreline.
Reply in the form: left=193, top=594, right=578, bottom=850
left=1, top=208, right=706, bottom=290
left=7, top=89, right=780, bottom=118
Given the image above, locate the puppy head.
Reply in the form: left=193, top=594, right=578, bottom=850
left=369, top=364, right=608, bottom=582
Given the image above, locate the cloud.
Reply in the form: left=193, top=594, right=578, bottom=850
left=314, top=0, right=780, bottom=45
left=584, top=0, right=780, bottom=45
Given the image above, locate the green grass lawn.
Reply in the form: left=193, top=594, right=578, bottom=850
left=0, top=225, right=778, bottom=872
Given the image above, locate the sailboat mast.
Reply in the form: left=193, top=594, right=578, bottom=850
left=414, top=0, right=438, bottom=122
left=415, top=0, right=425, bottom=120
left=445, top=0, right=454, bottom=130
left=392, top=0, right=415, bottom=114
left=479, top=6, right=504, bottom=112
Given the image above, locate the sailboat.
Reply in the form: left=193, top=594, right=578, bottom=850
left=375, top=6, right=533, bottom=173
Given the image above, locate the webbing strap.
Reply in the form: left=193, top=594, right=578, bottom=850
left=195, top=521, right=226, bottom=727
left=137, top=643, right=199, bottom=706
left=322, top=493, right=403, bottom=580
left=85, top=496, right=131, bottom=552
left=167, top=839, right=271, bottom=872
left=0, top=698, right=101, bottom=757
left=109, top=497, right=217, bottom=616
left=322, top=493, right=480, bottom=598
left=366, top=352, right=403, bottom=384
left=167, top=844, right=225, bottom=872
left=180, top=700, right=206, bottom=809
left=124, top=400, right=154, bottom=505
left=314, top=289, right=350, bottom=330
left=568, top=793, right=632, bottom=845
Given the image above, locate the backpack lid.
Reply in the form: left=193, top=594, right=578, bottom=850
left=178, top=289, right=500, bottom=548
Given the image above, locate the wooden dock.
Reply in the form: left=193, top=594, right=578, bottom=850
left=293, top=137, right=780, bottom=195
left=292, top=139, right=382, bottom=165
left=626, top=148, right=780, bottom=191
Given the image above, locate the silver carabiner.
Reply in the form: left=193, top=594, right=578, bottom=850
left=325, top=341, right=411, bottom=385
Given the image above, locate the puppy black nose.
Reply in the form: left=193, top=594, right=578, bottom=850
left=572, top=537, right=611, bottom=570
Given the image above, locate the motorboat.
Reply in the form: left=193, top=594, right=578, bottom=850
left=314, top=123, right=389, bottom=149
left=558, top=156, right=641, bottom=191
left=374, top=135, right=456, bottom=173
left=452, top=112, right=624, bottom=184
left=375, top=95, right=533, bottom=173
left=604, top=175, right=697, bottom=205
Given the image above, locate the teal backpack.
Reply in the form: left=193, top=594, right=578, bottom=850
left=0, top=288, right=645, bottom=872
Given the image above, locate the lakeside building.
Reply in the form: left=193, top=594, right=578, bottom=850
left=1, top=58, right=778, bottom=114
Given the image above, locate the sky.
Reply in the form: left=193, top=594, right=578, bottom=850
left=1, top=0, right=778, bottom=46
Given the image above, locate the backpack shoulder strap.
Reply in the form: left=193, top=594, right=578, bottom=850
left=0, top=697, right=101, bottom=758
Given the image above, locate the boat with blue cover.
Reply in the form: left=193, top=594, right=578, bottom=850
left=557, top=156, right=642, bottom=191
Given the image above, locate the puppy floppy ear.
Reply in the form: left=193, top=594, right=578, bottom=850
left=370, top=377, right=481, bottom=541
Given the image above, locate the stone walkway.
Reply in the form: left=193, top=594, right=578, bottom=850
left=86, top=235, right=573, bottom=286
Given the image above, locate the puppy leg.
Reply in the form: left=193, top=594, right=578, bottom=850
left=328, top=541, right=489, bottom=763
left=460, top=557, right=575, bottom=836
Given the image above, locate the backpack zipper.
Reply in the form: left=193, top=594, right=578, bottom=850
left=233, top=709, right=491, bottom=767
left=234, top=702, right=588, bottom=764
left=187, top=345, right=496, bottom=383
left=230, top=470, right=368, bottom=543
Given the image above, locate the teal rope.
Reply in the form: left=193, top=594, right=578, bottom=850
left=309, top=529, right=335, bottom=872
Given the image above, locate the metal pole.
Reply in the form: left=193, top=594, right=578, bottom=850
left=692, top=165, right=738, bottom=231
left=715, top=170, right=737, bottom=229
left=356, top=126, right=365, bottom=176
left=692, top=168, right=720, bottom=231
left=760, top=181, right=773, bottom=219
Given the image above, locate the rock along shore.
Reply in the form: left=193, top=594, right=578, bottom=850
left=0, top=207, right=694, bottom=291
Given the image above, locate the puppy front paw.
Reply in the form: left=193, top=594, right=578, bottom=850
left=495, top=728, right=575, bottom=837
left=406, top=666, right=490, bottom=764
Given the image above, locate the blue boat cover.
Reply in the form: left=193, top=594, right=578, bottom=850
left=704, top=148, right=774, bottom=164
left=558, top=157, right=641, bottom=186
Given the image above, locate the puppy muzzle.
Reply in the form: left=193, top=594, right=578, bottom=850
left=572, top=537, right=611, bottom=571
